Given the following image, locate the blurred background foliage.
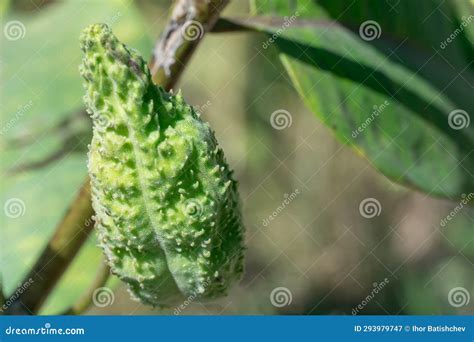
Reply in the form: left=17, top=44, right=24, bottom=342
left=1, top=0, right=473, bottom=315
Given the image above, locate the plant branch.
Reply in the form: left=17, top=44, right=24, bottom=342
left=6, top=182, right=94, bottom=315
left=61, top=259, right=110, bottom=315
left=5, top=0, right=230, bottom=315
left=150, top=0, right=230, bottom=87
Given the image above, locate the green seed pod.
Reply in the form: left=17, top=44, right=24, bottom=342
left=79, top=24, right=245, bottom=306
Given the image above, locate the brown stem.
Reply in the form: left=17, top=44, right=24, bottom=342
left=5, top=182, right=94, bottom=315
left=150, top=0, right=230, bottom=88
left=61, top=260, right=110, bottom=315
left=5, top=0, right=230, bottom=315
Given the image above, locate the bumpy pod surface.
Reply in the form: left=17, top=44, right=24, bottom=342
left=80, top=24, right=244, bottom=306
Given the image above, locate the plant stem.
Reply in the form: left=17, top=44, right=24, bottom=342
left=150, top=0, right=230, bottom=87
left=5, top=0, right=230, bottom=315
left=6, top=183, right=94, bottom=315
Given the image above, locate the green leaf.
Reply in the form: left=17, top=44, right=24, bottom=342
left=250, top=0, right=474, bottom=199
left=1, top=0, right=152, bottom=312
left=401, top=258, right=473, bottom=314
left=1, top=0, right=151, bottom=140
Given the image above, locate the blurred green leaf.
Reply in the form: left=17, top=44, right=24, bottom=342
left=1, top=0, right=152, bottom=312
left=401, top=258, right=473, bottom=314
left=1, top=0, right=151, bottom=140
left=250, top=0, right=474, bottom=199
left=442, top=208, right=474, bottom=257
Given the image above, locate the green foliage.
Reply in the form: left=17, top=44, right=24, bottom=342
left=251, top=0, right=474, bottom=199
left=0, top=0, right=152, bottom=313
left=80, top=24, right=245, bottom=306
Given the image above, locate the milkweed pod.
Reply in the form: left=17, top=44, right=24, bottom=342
left=80, top=24, right=245, bottom=307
